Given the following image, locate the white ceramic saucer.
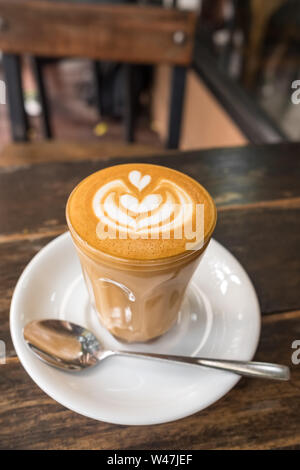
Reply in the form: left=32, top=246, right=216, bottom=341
left=10, top=233, right=260, bottom=425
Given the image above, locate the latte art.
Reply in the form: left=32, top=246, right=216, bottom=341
left=67, top=164, right=216, bottom=259
left=93, top=171, right=194, bottom=238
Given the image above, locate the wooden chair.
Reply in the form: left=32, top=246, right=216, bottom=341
left=0, top=0, right=197, bottom=149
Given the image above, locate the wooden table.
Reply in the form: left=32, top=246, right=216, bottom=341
left=1, top=142, right=300, bottom=450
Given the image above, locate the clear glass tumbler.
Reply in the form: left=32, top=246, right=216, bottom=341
left=67, top=223, right=213, bottom=342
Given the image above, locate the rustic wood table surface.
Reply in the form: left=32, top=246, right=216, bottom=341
left=0, top=142, right=300, bottom=450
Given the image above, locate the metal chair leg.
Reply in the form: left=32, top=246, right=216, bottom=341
left=31, top=56, right=52, bottom=138
left=166, top=65, right=187, bottom=150
left=93, top=60, right=103, bottom=117
left=124, top=64, right=135, bottom=143
left=2, top=53, right=29, bottom=142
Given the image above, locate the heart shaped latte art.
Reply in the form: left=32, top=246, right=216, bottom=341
left=93, top=170, right=194, bottom=237
left=120, top=194, right=162, bottom=215
left=129, top=170, right=151, bottom=191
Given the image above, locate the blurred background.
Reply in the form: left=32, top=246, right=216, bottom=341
left=0, top=0, right=299, bottom=155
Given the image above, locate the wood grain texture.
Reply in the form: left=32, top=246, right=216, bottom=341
left=1, top=142, right=300, bottom=449
left=1, top=142, right=299, bottom=237
left=0, top=236, right=55, bottom=355
left=0, top=141, right=164, bottom=168
left=0, top=0, right=196, bottom=65
left=0, top=311, right=298, bottom=450
left=215, top=206, right=300, bottom=314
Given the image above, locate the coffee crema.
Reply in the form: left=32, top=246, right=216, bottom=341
left=67, top=164, right=216, bottom=260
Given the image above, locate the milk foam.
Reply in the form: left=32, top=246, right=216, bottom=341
left=92, top=170, right=193, bottom=237
left=67, top=163, right=217, bottom=259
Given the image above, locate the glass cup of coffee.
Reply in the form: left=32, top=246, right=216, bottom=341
left=66, top=164, right=217, bottom=342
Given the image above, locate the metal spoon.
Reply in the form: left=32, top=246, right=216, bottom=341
left=23, top=320, right=290, bottom=381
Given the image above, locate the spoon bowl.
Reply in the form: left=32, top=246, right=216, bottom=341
left=23, top=320, right=110, bottom=371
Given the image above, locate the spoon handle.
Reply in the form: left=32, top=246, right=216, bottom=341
left=116, top=351, right=290, bottom=381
